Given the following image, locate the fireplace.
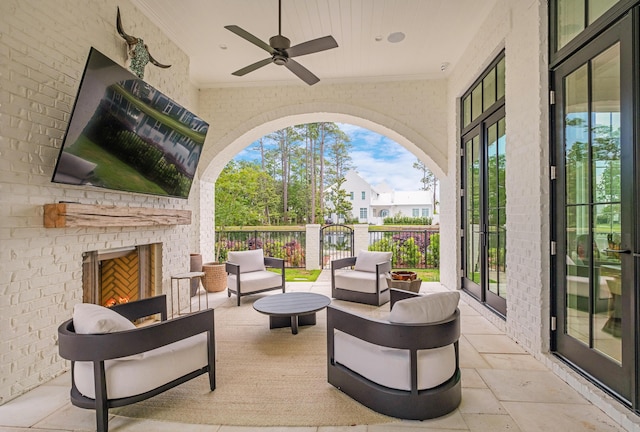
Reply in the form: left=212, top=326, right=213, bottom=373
left=82, top=244, right=161, bottom=306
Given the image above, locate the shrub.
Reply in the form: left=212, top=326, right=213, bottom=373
left=383, top=215, right=433, bottom=226
left=398, top=237, right=423, bottom=267
left=425, top=233, right=440, bottom=268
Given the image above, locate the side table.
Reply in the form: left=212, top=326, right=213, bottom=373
left=170, top=271, right=207, bottom=318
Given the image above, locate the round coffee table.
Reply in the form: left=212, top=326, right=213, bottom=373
left=253, top=292, right=331, bottom=334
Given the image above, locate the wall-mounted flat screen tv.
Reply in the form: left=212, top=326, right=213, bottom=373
left=51, top=47, right=209, bottom=199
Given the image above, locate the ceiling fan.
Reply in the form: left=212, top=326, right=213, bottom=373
left=225, top=0, right=338, bottom=85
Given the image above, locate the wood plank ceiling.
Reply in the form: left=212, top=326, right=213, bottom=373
left=132, top=0, right=499, bottom=87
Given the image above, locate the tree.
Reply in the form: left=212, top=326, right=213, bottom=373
left=325, top=175, right=352, bottom=222
left=266, top=127, right=302, bottom=224
left=215, top=161, right=279, bottom=226
left=216, top=122, right=355, bottom=226
left=325, top=131, right=353, bottom=221
left=298, top=123, right=319, bottom=223
left=413, top=159, right=438, bottom=214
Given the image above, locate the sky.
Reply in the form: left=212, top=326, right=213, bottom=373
left=233, top=123, right=426, bottom=191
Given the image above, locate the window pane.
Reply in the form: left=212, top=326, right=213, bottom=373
left=557, top=0, right=585, bottom=50
left=487, top=123, right=498, bottom=226
left=564, top=43, right=622, bottom=362
left=487, top=118, right=507, bottom=299
left=566, top=204, right=590, bottom=345
left=463, top=95, right=471, bottom=127
left=483, top=69, right=496, bottom=110
left=471, top=85, right=482, bottom=121
left=589, top=0, right=618, bottom=24
left=591, top=44, right=621, bottom=362
left=591, top=44, right=620, bottom=208
left=497, top=57, right=505, bottom=100
left=465, top=135, right=481, bottom=283
left=564, top=64, right=589, bottom=205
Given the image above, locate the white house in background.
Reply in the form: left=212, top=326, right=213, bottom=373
left=327, top=171, right=437, bottom=225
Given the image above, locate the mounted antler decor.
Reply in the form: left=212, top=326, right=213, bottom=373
left=116, top=7, right=171, bottom=79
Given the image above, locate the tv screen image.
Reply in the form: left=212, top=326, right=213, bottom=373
left=52, top=47, right=209, bottom=199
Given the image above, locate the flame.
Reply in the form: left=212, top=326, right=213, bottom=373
left=105, top=296, right=130, bottom=308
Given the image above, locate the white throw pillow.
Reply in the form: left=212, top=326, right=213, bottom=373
left=228, top=249, right=266, bottom=273
left=389, top=291, right=460, bottom=324
left=73, top=303, right=136, bottom=334
left=354, top=250, right=392, bottom=273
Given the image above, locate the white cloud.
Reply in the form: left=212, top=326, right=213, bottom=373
left=338, top=123, right=424, bottom=191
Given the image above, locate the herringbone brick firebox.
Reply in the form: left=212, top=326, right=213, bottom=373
left=82, top=244, right=161, bottom=307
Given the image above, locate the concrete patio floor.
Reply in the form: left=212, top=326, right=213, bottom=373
left=0, top=271, right=630, bottom=431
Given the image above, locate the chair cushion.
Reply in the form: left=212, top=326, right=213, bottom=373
left=73, top=303, right=136, bottom=334
left=354, top=250, right=392, bottom=273
left=389, top=291, right=460, bottom=324
left=228, top=249, right=266, bottom=273
left=74, top=333, right=208, bottom=400
left=334, top=270, right=388, bottom=294
left=228, top=270, right=282, bottom=294
left=334, top=330, right=455, bottom=391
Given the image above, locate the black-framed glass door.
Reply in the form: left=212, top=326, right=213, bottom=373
left=552, top=11, right=635, bottom=403
left=462, top=108, right=507, bottom=315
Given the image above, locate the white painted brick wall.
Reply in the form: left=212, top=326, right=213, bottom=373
left=440, top=0, right=549, bottom=355
left=198, top=80, right=449, bottom=183
left=198, top=179, right=217, bottom=263
left=0, top=0, right=199, bottom=404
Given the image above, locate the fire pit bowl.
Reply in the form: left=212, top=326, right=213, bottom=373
left=390, top=271, right=418, bottom=281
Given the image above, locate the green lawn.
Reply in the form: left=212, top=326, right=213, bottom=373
left=64, top=136, right=168, bottom=195
left=269, top=267, right=439, bottom=283
left=410, top=268, right=440, bottom=282
left=284, top=269, right=322, bottom=282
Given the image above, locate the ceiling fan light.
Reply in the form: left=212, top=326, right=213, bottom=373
left=273, top=55, right=287, bottom=66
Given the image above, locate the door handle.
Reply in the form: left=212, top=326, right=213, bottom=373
left=602, top=248, right=631, bottom=254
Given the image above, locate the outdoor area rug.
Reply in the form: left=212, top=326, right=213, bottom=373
left=111, top=286, right=393, bottom=426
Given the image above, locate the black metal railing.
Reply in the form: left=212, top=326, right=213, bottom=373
left=368, top=229, right=440, bottom=269
left=215, top=227, right=440, bottom=269
left=215, top=230, right=306, bottom=268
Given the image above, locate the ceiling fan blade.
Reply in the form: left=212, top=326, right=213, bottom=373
left=285, top=59, right=320, bottom=86
left=286, top=35, right=338, bottom=58
left=231, top=58, right=273, bottom=76
left=225, top=25, right=275, bottom=54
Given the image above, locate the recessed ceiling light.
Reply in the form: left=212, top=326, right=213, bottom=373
left=219, top=44, right=228, bottom=50
left=374, top=35, right=383, bottom=42
left=387, top=32, right=405, bottom=43
left=440, top=62, right=450, bottom=72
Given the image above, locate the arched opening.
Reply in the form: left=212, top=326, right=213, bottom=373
left=196, top=109, right=445, bottom=276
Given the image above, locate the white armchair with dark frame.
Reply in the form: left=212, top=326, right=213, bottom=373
left=226, top=249, right=286, bottom=306
left=57, top=295, right=215, bottom=432
left=331, top=250, right=392, bottom=306
left=327, top=288, right=461, bottom=419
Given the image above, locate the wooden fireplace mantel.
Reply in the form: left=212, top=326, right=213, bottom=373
left=43, top=203, right=191, bottom=228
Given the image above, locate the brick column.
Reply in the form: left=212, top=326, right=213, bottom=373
left=305, top=224, right=321, bottom=270
left=353, top=224, right=369, bottom=254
